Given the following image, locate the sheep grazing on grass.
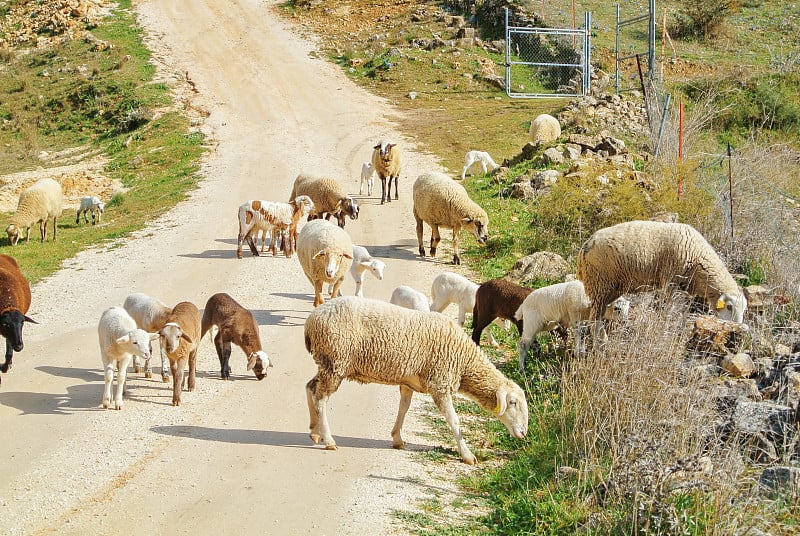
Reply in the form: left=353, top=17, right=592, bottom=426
left=98, top=306, right=158, bottom=410
left=290, top=173, right=359, bottom=228
left=472, top=278, right=532, bottom=348
left=201, top=292, right=270, bottom=381
left=159, top=301, right=201, bottom=406
left=529, top=113, right=561, bottom=145
left=389, top=285, right=430, bottom=311
left=430, top=271, right=478, bottom=326
left=328, top=244, right=386, bottom=298
left=304, top=296, right=529, bottom=465
left=371, top=140, right=402, bottom=204
left=76, top=196, right=105, bottom=225
left=413, top=172, right=489, bottom=265
left=236, top=195, right=315, bottom=259
left=297, top=219, right=354, bottom=307
left=123, top=292, right=172, bottom=382
left=6, top=178, right=63, bottom=245
left=576, top=221, right=747, bottom=342
left=359, top=162, right=375, bottom=196
left=0, top=254, right=37, bottom=383
left=461, top=150, right=500, bottom=180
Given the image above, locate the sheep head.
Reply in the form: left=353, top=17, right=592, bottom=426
left=0, top=309, right=37, bottom=353
left=292, top=195, right=315, bottom=215
left=461, top=216, right=488, bottom=244
left=715, top=291, right=748, bottom=324
left=159, top=322, right=194, bottom=354
left=313, top=247, right=354, bottom=279
left=493, top=382, right=528, bottom=440
left=248, top=350, right=271, bottom=380
left=116, top=329, right=158, bottom=360
left=6, top=224, right=21, bottom=246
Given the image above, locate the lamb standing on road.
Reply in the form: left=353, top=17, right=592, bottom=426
left=201, top=292, right=270, bottom=381
left=329, top=244, right=386, bottom=298
left=76, top=196, right=105, bottom=225
left=389, top=285, right=431, bottom=311
left=159, top=301, right=202, bottom=406
left=236, top=195, right=315, bottom=258
left=123, top=292, right=172, bottom=382
left=98, top=306, right=158, bottom=410
left=304, top=296, right=529, bottom=465
left=371, top=140, right=402, bottom=204
left=0, top=254, right=37, bottom=384
left=576, top=221, right=747, bottom=339
left=413, top=172, right=489, bottom=265
left=297, top=219, right=354, bottom=307
left=289, top=173, right=359, bottom=228
left=461, top=150, right=500, bottom=180
left=359, top=162, right=375, bottom=196
left=6, top=178, right=63, bottom=245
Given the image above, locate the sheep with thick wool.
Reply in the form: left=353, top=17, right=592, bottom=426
left=413, top=172, right=489, bottom=265
left=576, top=221, right=747, bottom=332
left=304, top=296, right=529, bottom=465
left=6, top=178, right=63, bottom=245
left=297, top=219, right=354, bottom=307
left=290, top=173, right=359, bottom=228
left=371, top=140, right=402, bottom=204
left=123, top=292, right=172, bottom=382
left=159, top=301, right=202, bottom=406
left=529, top=113, right=561, bottom=145
left=237, top=195, right=315, bottom=258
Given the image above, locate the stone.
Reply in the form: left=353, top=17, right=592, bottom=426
left=759, top=466, right=800, bottom=497
left=721, top=353, right=756, bottom=378
left=542, top=147, right=564, bottom=165
left=505, top=251, right=570, bottom=285
left=688, top=315, right=750, bottom=355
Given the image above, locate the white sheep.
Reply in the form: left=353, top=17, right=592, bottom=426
left=389, top=285, right=431, bottom=311
left=328, top=244, right=386, bottom=298
left=430, top=271, right=478, bottom=325
left=98, top=306, right=158, bottom=410
left=6, top=178, right=63, bottom=245
left=461, top=150, right=500, bottom=180
left=75, top=195, right=105, bottom=225
left=371, top=140, right=402, bottom=204
left=359, top=162, right=375, bottom=196
left=304, top=296, right=529, bottom=465
left=413, top=171, right=489, bottom=265
left=159, top=301, right=202, bottom=406
left=236, top=196, right=315, bottom=258
left=576, top=221, right=748, bottom=339
left=123, top=292, right=172, bottom=382
left=289, top=173, right=359, bottom=228
left=297, top=219, right=354, bottom=307
left=529, top=113, right=561, bottom=145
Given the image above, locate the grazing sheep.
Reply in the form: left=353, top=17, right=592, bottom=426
left=123, top=292, right=172, bottom=383
left=200, top=292, right=271, bottom=381
left=371, top=140, right=402, bottom=204
left=389, top=285, right=431, bottom=311
left=75, top=196, right=105, bottom=225
left=236, top=196, right=315, bottom=259
left=98, top=306, right=158, bottom=410
left=576, top=221, right=748, bottom=340
left=413, top=172, right=489, bottom=265
left=359, top=162, right=375, bottom=196
left=297, top=219, right=354, bottom=307
left=289, top=173, right=359, bottom=228
left=0, top=254, right=37, bottom=383
left=430, top=271, right=478, bottom=326
left=461, top=150, right=500, bottom=180
left=529, top=113, right=561, bottom=145
left=304, top=296, right=529, bottom=465
left=159, top=301, right=202, bottom=406
left=6, top=178, right=63, bottom=245
left=471, top=278, right=532, bottom=348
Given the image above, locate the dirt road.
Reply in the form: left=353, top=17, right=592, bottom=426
left=0, top=1, right=466, bottom=533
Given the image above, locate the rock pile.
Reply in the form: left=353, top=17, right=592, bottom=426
left=0, top=0, right=112, bottom=48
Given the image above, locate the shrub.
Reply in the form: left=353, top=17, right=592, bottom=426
left=674, top=0, right=741, bottom=39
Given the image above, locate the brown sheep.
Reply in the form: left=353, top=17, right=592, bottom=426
left=471, top=278, right=532, bottom=347
left=371, top=140, right=402, bottom=204
left=201, top=293, right=270, bottom=381
left=0, top=254, right=37, bottom=383
left=159, top=301, right=201, bottom=406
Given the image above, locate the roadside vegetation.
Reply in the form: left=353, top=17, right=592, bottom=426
left=2, top=0, right=800, bottom=533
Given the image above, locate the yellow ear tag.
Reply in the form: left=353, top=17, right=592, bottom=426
left=716, top=298, right=726, bottom=310
left=493, top=403, right=501, bottom=414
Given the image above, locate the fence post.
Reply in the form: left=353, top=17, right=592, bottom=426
left=728, top=143, right=734, bottom=244
left=653, top=93, right=671, bottom=159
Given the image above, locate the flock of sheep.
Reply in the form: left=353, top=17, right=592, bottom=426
left=0, top=129, right=750, bottom=464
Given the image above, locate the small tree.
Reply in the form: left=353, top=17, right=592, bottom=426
left=675, top=0, right=740, bottom=39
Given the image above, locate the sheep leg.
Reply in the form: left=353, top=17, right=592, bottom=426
left=451, top=225, right=460, bottom=265
left=102, top=361, right=115, bottom=409
left=390, top=175, right=398, bottom=201
left=471, top=315, right=491, bottom=346
left=380, top=176, right=387, bottom=204
left=114, top=356, right=131, bottom=410
left=313, top=281, right=325, bottom=307
left=391, top=386, right=414, bottom=449
left=39, top=220, right=47, bottom=242
left=245, top=232, right=260, bottom=257
left=432, top=392, right=476, bottom=465
left=429, top=225, right=441, bottom=258
left=306, top=371, right=342, bottom=449
left=1, top=341, right=13, bottom=373
left=52, top=216, right=57, bottom=241
left=170, top=357, right=186, bottom=406
left=159, top=342, right=170, bottom=383
left=76, top=210, right=81, bottom=225
left=187, top=349, right=197, bottom=392
left=415, top=214, right=426, bottom=258
left=214, top=331, right=232, bottom=380
left=329, top=278, right=344, bottom=300
left=306, top=375, right=322, bottom=443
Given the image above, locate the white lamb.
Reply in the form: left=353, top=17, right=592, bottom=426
left=461, top=150, right=500, bottom=180
left=359, top=162, right=375, bottom=196
left=430, top=271, right=478, bottom=326
left=98, top=306, right=158, bottom=410
left=75, top=195, right=105, bottom=225
left=236, top=195, right=315, bottom=259
left=328, top=244, right=386, bottom=298
left=297, top=219, right=354, bottom=307
left=304, top=296, right=529, bottom=465
left=413, top=171, right=489, bottom=265
left=389, top=285, right=431, bottom=311
left=123, top=292, right=172, bottom=382
left=529, top=113, right=561, bottom=145
left=576, top=221, right=748, bottom=340
left=6, top=178, right=63, bottom=245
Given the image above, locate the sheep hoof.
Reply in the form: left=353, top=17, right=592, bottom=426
left=0, top=362, right=9, bottom=373
left=310, top=433, right=322, bottom=444
left=463, top=455, right=477, bottom=466
left=172, top=400, right=180, bottom=406
left=392, top=441, right=405, bottom=450
left=144, top=371, right=153, bottom=379
left=161, top=375, right=170, bottom=383
left=133, top=365, right=142, bottom=373
left=324, top=444, right=338, bottom=451
left=452, top=255, right=461, bottom=265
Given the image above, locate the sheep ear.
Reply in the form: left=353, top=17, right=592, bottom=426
left=494, top=388, right=508, bottom=416
left=313, top=250, right=326, bottom=259
left=149, top=332, right=160, bottom=341
left=462, top=217, right=473, bottom=223
left=180, top=332, right=193, bottom=344
left=23, top=315, right=38, bottom=324
left=373, top=143, right=381, bottom=149
left=116, top=334, right=131, bottom=344
left=343, top=252, right=353, bottom=259
left=246, top=354, right=258, bottom=371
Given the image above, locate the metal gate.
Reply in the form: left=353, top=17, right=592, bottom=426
left=505, top=9, right=591, bottom=99
left=615, top=0, right=656, bottom=94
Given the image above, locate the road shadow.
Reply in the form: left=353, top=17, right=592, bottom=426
left=0, top=381, right=101, bottom=414
left=37, top=365, right=104, bottom=382
left=178, top=249, right=233, bottom=260
left=150, top=425, right=409, bottom=451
